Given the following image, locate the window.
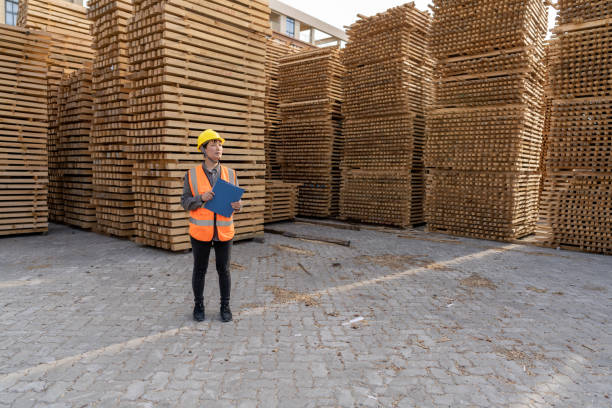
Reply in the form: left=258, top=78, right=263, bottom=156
left=286, top=17, right=295, bottom=37
left=5, top=0, right=19, bottom=25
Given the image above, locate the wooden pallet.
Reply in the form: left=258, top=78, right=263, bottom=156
left=264, top=180, right=299, bottom=223
left=430, top=0, right=547, bottom=58
left=126, top=0, right=270, bottom=250
left=426, top=170, right=542, bottom=241
left=264, top=34, right=315, bottom=180
left=549, top=25, right=612, bottom=99
left=425, top=0, right=547, bottom=241
left=536, top=5, right=611, bottom=255
left=556, top=0, right=611, bottom=26
left=56, top=68, right=95, bottom=229
left=0, top=24, right=51, bottom=236
left=17, top=0, right=94, bottom=223
left=87, top=0, right=135, bottom=238
left=278, top=47, right=344, bottom=218
left=537, top=173, right=612, bottom=255
left=339, top=4, right=433, bottom=228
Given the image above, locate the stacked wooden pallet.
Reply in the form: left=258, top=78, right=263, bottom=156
left=126, top=0, right=270, bottom=250
left=264, top=34, right=315, bottom=180
left=17, top=0, right=94, bottom=223
left=536, top=3, right=612, bottom=254
left=263, top=34, right=313, bottom=224
left=556, top=0, right=611, bottom=25
left=339, top=4, right=433, bottom=227
left=278, top=47, right=344, bottom=218
left=0, top=25, right=50, bottom=235
left=425, top=0, right=547, bottom=241
left=264, top=180, right=299, bottom=223
left=56, top=69, right=95, bottom=229
left=87, top=0, right=134, bottom=238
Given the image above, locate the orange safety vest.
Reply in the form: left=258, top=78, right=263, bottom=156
left=187, top=164, right=237, bottom=242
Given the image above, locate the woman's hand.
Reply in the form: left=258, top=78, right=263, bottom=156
left=231, top=200, right=243, bottom=212
left=201, top=191, right=214, bottom=202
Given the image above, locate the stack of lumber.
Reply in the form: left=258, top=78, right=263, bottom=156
left=264, top=34, right=314, bottom=180
left=0, top=25, right=50, bottom=235
left=425, top=0, right=547, bottom=241
left=536, top=3, right=612, bottom=254
left=278, top=47, right=344, bottom=218
left=126, top=0, right=270, bottom=250
left=17, top=0, right=94, bottom=223
left=87, top=0, right=134, bottom=238
left=264, top=180, right=299, bottom=223
left=263, top=34, right=313, bottom=224
left=556, top=0, right=611, bottom=25
left=56, top=69, right=95, bottom=229
left=339, top=4, right=433, bottom=227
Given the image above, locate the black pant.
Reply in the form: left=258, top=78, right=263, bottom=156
left=190, top=237, right=232, bottom=305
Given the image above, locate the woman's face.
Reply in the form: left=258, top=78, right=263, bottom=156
left=204, top=139, right=223, bottom=161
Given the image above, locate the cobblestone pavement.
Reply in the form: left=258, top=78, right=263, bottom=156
left=0, top=222, right=610, bottom=408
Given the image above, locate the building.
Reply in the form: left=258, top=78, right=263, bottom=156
left=1, top=0, right=82, bottom=24
left=270, top=0, right=347, bottom=47
left=1, top=0, right=19, bottom=25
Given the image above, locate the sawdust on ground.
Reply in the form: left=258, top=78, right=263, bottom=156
left=494, top=346, right=545, bottom=376
left=265, top=285, right=320, bottom=306
left=460, top=273, right=497, bottom=290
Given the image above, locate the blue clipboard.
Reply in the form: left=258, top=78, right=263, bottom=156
left=204, top=178, right=244, bottom=218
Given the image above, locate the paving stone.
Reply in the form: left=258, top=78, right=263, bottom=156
left=123, top=381, right=145, bottom=400
left=0, top=223, right=609, bottom=407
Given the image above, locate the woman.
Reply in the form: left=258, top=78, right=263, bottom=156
left=181, top=129, right=242, bottom=322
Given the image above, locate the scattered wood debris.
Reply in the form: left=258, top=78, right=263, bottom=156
left=460, top=273, right=497, bottom=290
left=265, top=286, right=320, bottom=307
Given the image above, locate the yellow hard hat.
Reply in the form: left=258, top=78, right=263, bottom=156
left=197, top=129, right=225, bottom=151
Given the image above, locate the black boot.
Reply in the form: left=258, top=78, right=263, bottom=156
left=220, top=303, right=232, bottom=322
left=193, top=301, right=205, bottom=322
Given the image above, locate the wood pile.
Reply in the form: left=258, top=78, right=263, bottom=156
left=126, top=0, right=270, bottom=250
left=87, top=0, right=134, bottom=238
left=278, top=47, right=344, bottom=218
left=263, top=34, right=313, bottom=224
left=425, top=0, right=547, bottom=241
left=264, top=35, right=314, bottom=180
left=0, top=25, right=50, bottom=235
left=17, top=0, right=94, bottom=223
left=339, top=4, right=433, bottom=227
left=56, top=69, right=96, bottom=229
left=264, top=180, right=299, bottom=223
left=556, top=0, right=611, bottom=25
left=536, top=3, right=612, bottom=254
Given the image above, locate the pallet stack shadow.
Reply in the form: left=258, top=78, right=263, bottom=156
left=87, top=0, right=134, bottom=238
left=278, top=47, right=344, bottom=218
left=127, top=0, right=270, bottom=250
left=263, top=35, right=312, bottom=223
left=17, top=0, right=94, bottom=224
left=56, top=69, right=95, bottom=229
left=340, top=4, right=433, bottom=227
left=0, top=25, right=50, bottom=235
left=425, top=0, right=547, bottom=241
left=536, top=2, right=612, bottom=254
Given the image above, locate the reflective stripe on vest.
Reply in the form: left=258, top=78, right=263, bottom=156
left=188, top=164, right=235, bottom=242
left=189, top=218, right=233, bottom=227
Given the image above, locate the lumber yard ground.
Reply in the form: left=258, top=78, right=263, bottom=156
left=0, top=221, right=610, bottom=408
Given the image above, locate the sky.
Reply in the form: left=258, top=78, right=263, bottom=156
left=280, top=0, right=558, bottom=38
